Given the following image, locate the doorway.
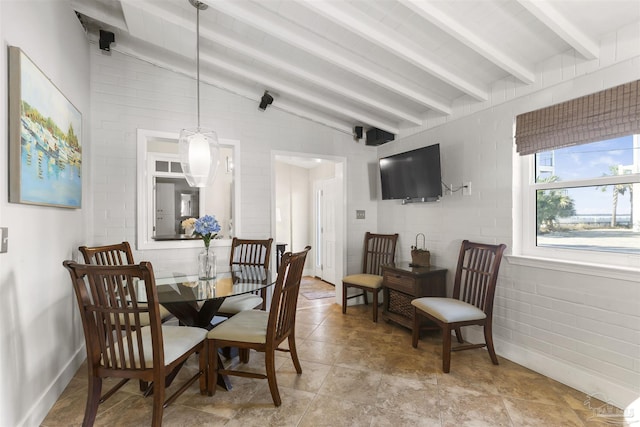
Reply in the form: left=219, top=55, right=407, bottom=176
left=273, top=153, right=345, bottom=299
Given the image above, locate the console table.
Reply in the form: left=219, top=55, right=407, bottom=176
left=381, top=262, right=447, bottom=331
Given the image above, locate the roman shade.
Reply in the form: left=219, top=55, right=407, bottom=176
left=515, top=80, right=640, bottom=155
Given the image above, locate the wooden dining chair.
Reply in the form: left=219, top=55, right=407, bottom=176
left=206, top=246, right=311, bottom=406
left=411, top=240, right=506, bottom=373
left=342, top=232, right=398, bottom=322
left=62, top=260, right=208, bottom=427
left=79, top=242, right=173, bottom=324
left=217, top=237, right=273, bottom=316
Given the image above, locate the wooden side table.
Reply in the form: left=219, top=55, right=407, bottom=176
left=381, top=262, right=447, bottom=331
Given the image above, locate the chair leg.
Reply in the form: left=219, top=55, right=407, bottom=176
left=199, top=344, right=208, bottom=394
left=342, top=283, right=347, bottom=314
left=207, top=341, right=218, bottom=396
left=484, top=322, right=499, bottom=366
left=84, top=375, right=101, bottom=427
left=442, top=326, right=452, bottom=373
left=362, top=289, right=369, bottom=305
left=412, top=309, right=420, bottom=348
left=288, top=334, right=302, bottom=374
left=265, top=349, right=281, bottom=406
left=151, top=376, right=165, bottom=427
left=454, top=327, right=464, bottom=343
left=139, top=380, right=148, bottom=392
left=239, top=348, right=250, bottom=363
left=372, top=288, right=378, bottom=322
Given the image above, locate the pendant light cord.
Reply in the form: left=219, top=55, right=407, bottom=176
left=196, top=6, right=201, bottom=130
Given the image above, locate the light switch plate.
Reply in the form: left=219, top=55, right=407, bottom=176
left=356, top=210, right=366, bottom=219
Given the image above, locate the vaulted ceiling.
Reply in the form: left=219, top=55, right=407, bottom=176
left=72, top=0, right=640, bottom=138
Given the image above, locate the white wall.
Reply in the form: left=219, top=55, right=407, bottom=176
left=378, top=22, right=640, bottom=408
left=88, top=48, right=376, bottom=268
left=0, top=2, right=91, bottom=426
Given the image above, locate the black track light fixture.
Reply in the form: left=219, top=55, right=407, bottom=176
left=259, top=91, right=274, bottom=110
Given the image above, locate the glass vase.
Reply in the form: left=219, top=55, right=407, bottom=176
left=198, top=247, right=216, bottom=279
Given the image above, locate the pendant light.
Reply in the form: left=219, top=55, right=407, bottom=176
left=179, top=0, right=220, bottom=188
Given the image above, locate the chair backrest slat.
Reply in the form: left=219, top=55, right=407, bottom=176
left=63, top=261, right=163, bottom=373
left=362, top=232, right=398, bottom=275
left=229, top=238, right=273, bottom=268
left=267, top=246, right=310, bottom=343
left=453, top=240, right=506, bottom=315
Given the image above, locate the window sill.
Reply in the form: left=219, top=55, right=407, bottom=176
left=506, top=254, right=640, bottom=282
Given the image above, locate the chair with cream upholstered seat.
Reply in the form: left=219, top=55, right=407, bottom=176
left=411, top=240, right=506, bottom=373
left=217, top=237, right=273, bottom=316
left=62, top=260, right=207, bottom=427
left=206, top=246, right=310, bottom=406
left=342, top=232, right=398, bottom=322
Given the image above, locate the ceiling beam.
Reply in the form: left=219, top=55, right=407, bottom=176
left=130, top=0, right=423, bottom=126
left=86, top=31, right=355, bottom=135
left=199, top=52, right=400, bottom=134
left=300, top=0, right=488, bottom=101
left=201, top=0, right=451, bottom=115
left=516, top=0, right=599, bottom=60
left=400, top=0, right=535, bottom=84
left=71, top=0, right=129, bottom=32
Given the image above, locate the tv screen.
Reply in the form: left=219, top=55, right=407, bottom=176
left=379, top=143, right=442, bottom=201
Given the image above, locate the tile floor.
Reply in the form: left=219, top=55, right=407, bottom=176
left=42, top=278, right=625, bottom=426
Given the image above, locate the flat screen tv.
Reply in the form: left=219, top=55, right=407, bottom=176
left=379, top=143, right=442, bottom=202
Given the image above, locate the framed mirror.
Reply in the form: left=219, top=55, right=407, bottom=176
left=136, top=129, right=240, bottom=250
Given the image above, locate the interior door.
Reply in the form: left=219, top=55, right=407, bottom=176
left=318, top=178, right=339, bottom=285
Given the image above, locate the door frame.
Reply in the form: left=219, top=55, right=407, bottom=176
left=271, top=150, right=346, bottom=303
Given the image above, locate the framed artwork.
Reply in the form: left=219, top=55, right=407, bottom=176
left=8, top=46, right=82, bottom=208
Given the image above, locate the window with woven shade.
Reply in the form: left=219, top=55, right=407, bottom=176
left=515, top=80, right=640, bottom=267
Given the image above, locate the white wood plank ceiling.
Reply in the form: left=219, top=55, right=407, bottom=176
left=72, top=0, right=640, bottom=138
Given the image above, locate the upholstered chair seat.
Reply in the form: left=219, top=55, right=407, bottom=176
left=218, top=294, right=264, bottom=315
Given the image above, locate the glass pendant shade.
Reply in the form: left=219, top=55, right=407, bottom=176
left=179, top=127, right=220, bottom=187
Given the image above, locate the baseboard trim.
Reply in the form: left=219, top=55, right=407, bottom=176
left=462, top=328, right=638, bottom=410
left=26, top=346, right=85, bottom=427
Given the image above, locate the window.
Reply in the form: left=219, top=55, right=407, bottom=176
left=526, top=135, right=640, bottom=255
left=136, top=129, right=241, bottom=250
left=515, top=80, right=640, bottom=269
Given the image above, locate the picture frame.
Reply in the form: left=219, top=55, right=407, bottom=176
left=8, top=46, right=82, bottom=208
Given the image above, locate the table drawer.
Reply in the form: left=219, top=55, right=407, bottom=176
left=383, top=272, right=416, bottom=294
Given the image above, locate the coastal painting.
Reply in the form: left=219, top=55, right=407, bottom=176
left=8, top=46, right=82, bottom=208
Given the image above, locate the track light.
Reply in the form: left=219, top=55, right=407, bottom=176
left=259, top=91, right=274, bottom=110
left=353, top=126, right=363, bottom=140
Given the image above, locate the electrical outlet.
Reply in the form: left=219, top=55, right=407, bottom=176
left=356, top=210, right=366, bottom=219
left=463, top=182, right=472, bottom=196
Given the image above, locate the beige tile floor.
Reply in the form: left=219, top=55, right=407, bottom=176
left=42, top=278, right=626, bottom=426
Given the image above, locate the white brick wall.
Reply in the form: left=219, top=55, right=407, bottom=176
left=89, top=49, right=378, bottom=273
left=379, top=21, right=640, bottom=407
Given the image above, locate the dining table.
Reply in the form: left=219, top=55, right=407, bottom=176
left=137, top=264, right=274, bottom=390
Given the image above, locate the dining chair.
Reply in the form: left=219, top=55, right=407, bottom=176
left=217, top=237, right=273, bottom=316
left=79, top=241, right=174, bottom=324
left=62, top=260, right=208, bottom=427
left=206, top=246, right=311, bottom=406
left=342, top=232, right=399, bottom=322
left=411, top=240, right=506, bottom=373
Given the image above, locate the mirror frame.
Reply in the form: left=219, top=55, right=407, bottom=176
left=136, top=128, right=241, bottom=250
